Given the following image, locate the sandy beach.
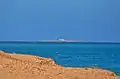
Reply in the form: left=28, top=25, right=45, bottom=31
left=0, top=51, right=119, bottom=79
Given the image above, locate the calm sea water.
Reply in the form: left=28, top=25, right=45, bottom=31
left=0, top=42, right=120, bottom=75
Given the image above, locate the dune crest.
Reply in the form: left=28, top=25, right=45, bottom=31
left=0, top=51, right=118, bottom=79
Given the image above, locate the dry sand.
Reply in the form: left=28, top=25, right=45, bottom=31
left=0, top=51, right=119, bottom=79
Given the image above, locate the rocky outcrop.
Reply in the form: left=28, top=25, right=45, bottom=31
left=0, top=51, right=118, bottom=79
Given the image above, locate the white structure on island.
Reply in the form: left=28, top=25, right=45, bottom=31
left=56, top=37, right=65, bottom=41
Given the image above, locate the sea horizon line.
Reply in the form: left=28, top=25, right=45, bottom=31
left=0, top=40, right=120, bottom=44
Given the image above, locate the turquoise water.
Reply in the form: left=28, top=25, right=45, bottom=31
left=0, top=42, right=120, bottom=75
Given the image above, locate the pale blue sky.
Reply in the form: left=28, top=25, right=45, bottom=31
left=0, top=0, right=120, bottom=41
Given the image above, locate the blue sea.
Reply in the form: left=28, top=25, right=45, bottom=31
left=0, top=42, right=120, bottom=75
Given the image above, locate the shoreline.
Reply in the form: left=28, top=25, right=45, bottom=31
left=0, top=51, right=119, bottom=79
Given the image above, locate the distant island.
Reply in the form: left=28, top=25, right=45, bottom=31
left=0, top=38, right=80, bottom=43
left=39, top=38, right=79, bottom=43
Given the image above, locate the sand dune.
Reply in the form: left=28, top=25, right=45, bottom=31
left=0, top=51, right=119, bottom=79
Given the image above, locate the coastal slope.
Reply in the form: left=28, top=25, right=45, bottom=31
left=0, top=51, right=119, bottom=79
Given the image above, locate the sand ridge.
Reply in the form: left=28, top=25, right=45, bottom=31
left=0, top=51, right=119, bottom=79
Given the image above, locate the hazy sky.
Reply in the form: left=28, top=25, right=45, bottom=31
left=0, top=0, right=120, bottom=41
